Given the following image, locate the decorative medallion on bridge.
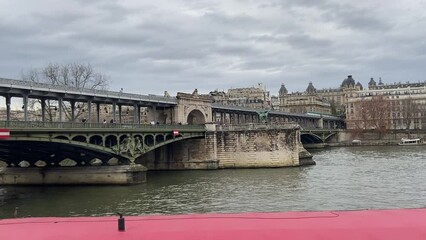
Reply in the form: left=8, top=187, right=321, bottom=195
left=257, top=111, right=269, bottom=123
left=113, top=136, right=145, bottom=160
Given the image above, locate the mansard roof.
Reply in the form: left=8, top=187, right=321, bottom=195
left=279, top=83, right=288, bottom=95
left=341, top=75, right=356, bottom=88
left=306, top=82, right=316, bottom=93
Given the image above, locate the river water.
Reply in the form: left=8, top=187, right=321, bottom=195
left=1, top=146, right=426, bottom=219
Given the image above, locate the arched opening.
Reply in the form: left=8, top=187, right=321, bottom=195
left=145, top=135, right=154, bottom=147
left=105, top=135, right=118, bottom=148
left=89, top=135, right=103, bottom=146
left=155, top=134, right=164, bottom=143
left=300, top=134, right=323, bottom=144
left=72, top=135, right=86, bottom=143
left=187, top=109, right=206, bottom=125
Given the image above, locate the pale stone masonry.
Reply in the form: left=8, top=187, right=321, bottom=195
left=139, top=123, right=303, bottom=169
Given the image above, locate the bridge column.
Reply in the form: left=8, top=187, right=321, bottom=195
left=118, top=105, right=122, bottom=123
left=318, top=117, right=324, bottom=129
left=5, top=96, right=11, bottom=121
left=112, top=102, right=117, bottom=123
left=41, top=98, right=46, bottom=122
left=87, top=100, right=92, bottom=123
left=70, top=100, right=75, bottom=122
left=96, top=103, right=100, bottom=123
left=58, top=97, right=63, bottom=122
left=134, top=104, right=139, bottom=124
left=23, top=94, right=28, bottom=122
left=148, top=105, right=157, bottom=124
left=254, top=114, right=259, bottom=123
left=225, top=113, right=230, bottom=124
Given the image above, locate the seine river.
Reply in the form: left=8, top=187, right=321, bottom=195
left=1, top=146, right=426, bottom=219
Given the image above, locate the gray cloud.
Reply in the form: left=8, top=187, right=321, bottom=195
left=0, top=0, right=425, bottom=96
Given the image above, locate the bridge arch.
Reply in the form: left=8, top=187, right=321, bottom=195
left=187, top=109, right=206, bottom=125
left=300, top=133, right=324, bottom=144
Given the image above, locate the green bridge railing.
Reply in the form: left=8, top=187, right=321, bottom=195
left=0, top=120, right=206, bottom=131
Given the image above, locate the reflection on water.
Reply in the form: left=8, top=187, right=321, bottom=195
left=1, top=146, right=426, bottom=219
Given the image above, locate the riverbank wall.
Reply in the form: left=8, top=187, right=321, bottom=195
left=331, top=130, right=426, bottom=146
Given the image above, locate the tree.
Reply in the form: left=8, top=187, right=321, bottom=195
left=22, top=63, right=109, bottom=122
left=353, top=95, right=391, bottom=138
left=399, top=97, right=420, bottom=129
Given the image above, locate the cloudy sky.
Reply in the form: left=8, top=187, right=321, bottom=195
left=1, top=0, right=425, bottom=96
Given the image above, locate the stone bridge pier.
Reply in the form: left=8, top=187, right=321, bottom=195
left=139, top=123, right=310, bottom=170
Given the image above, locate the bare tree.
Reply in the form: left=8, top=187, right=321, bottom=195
left=352, top=95, right=391, bottom=138
left=400, top=97, right=420, bottom=129
left=22, top=63, right=109, bottom=122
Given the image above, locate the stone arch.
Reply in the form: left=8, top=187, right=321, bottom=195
left=187, top=109, right=206, bottom=125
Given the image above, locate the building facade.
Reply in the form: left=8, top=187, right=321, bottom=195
left=316, top=75, right=363, bottom=115
left=346, top=81, right=426, bottom=130
left=279, top=82, right=332, bottom=115
left=278, top=75, right=364, bottom=116
left=210, top=83, right=271, bottom=109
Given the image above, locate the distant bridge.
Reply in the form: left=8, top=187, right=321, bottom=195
left=0, top=77, right=344, bottom=129
left=0, top=121, right=205, bottom=168
left=300, top=129, right=342, bottom=144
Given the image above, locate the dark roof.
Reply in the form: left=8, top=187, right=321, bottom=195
left=279, top=83, right=288, bottom=95
left=341, top=75, right=356, bottom=88
left=306, top=82, right=316, bottom=93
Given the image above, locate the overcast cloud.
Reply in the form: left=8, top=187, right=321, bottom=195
left=1, top=0, right=425, bottom=96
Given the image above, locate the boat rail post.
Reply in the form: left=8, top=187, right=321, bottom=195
left=117, top=212, right=125, bottom=232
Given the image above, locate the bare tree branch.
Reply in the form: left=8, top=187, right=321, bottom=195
left=22, top=63, right=109, bottom=122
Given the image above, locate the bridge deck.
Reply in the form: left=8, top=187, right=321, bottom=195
left=1, top=208, right=425, bottom=240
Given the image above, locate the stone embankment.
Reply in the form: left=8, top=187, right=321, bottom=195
left=326, top=130, right=426, bottom=147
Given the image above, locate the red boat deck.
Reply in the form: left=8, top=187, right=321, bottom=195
left=1, top=208, right=426, bottom=240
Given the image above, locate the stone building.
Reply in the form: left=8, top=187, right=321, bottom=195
left=210, top=83, right=271, bottom=109
left=316, top=75, right=363, bottom=115
left=278, top=75, right=363, bottom=116
left=279, top=82, right=332, bottom=115
left=346, top=80, right=426, bottom=130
